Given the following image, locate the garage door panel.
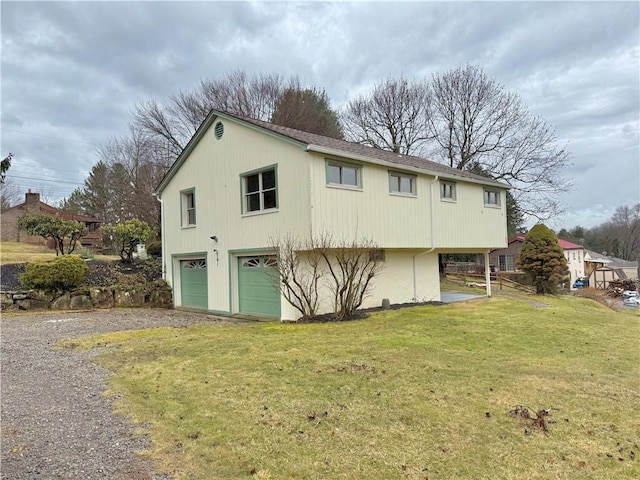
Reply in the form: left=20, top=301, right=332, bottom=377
left=238, top=256, right=280, bottom=317
left=181, top=259, right=207, bottom=310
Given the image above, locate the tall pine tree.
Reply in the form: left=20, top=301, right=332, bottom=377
left=516, top=224, right=570, bottom=294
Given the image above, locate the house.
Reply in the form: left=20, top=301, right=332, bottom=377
left=0, top=191, right=103, bottom=251
left=154, top=110, right=509, bottom=320
left=487, top=236, right=585, bottom=288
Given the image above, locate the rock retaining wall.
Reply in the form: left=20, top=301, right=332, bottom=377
left=1, top=286, right=173, bottom=311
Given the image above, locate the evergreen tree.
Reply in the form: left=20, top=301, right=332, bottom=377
left=271, top=87, right=343, bottom=138
left=516, top=224, right=570, bottom=294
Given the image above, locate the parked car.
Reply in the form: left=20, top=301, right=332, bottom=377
left=573, top=277, right=589, bottom=288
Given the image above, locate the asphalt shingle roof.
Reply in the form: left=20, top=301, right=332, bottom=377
left=225, top=112, right=507, bottom=188
left=157, top=109, right=509, bottom=193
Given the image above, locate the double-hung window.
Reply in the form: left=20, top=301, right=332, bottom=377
left=181, top=189, right=196, bottom=227
left=440, top=181, right=456, bottom=201
left=389, top=172, right=416, bottom=196
left=326, top=160, right=361, bottom=189
left=484, top=189, right=500, bottom=206
left=242, top=166, right=277, bottom=213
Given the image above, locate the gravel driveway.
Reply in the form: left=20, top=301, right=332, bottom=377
left=1, top=308, right=238, bottom=480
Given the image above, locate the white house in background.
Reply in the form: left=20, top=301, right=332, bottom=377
left=155, top=110, right=509, bottom=320
left=558, top=239, right=586, bottom=287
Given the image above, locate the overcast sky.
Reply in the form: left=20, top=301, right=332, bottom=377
left=1, top=1, right=638, bottom=230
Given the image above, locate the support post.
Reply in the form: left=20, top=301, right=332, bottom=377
left=484, top=251, right=492, bottom=297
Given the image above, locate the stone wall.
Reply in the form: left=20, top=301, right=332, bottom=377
left=1, top=286, right=173, bottom=312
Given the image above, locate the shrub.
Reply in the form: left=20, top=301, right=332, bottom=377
left=78, top=248, right=95, bottom=259
left=147, top=241, right=162, bottom=257
left=20, top=255, right=89, bottom=291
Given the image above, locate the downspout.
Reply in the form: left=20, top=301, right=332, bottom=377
left=412, top=175, right=439, bottom=301
left=154, top=193, right=167, bottom=282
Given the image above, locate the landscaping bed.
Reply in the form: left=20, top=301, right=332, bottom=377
left=0, top=258, right=170, bottom=311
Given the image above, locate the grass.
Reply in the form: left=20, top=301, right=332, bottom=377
left=70, top=296, right=639, bottom=480
left=0, top=241, right=118, bottom=264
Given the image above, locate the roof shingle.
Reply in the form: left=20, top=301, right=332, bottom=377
left=225, top=112, right=508, bottom=188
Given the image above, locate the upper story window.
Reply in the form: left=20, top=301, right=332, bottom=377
left=326, top=160, right=361, bottom=189
left=389, top=172, right=416, bottom=196
left=181, top=189, right=196, bottom=227
left=242, top=166, right=277, bottom=214
left=440, top=181, right=456, bottom=201
left=484, top=189, right=500, bottom=206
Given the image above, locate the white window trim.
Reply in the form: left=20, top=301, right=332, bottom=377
left=389, top=171, right=417, bottom=197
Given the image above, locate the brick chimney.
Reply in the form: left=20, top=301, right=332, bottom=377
left=25, top=190, right=41, bottom=214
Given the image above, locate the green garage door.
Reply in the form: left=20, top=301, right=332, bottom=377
left=180, top=259, right=208, bottom=310
left=238, top=256, right=280, bottom=317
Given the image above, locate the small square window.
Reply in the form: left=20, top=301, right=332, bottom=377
left=242, top=167, right=278, bottom=213
left=389, top=172, right=416, bottom=195
left=484, top=189, right=500, bottom=206
left=181, top=189, right=196, bottom=227
left=326, top=160, right=361, bottom=188
left=440, top=181, right=456, bottom=201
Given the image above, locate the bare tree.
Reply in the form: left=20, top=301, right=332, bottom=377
left=427, top=65, right=571, bottom=220
left=0, top=179, right=21, bottom=211
left=269, top=233, right=326, bottom=321
left=132, top=70, right=304, bottom=155
left=343, top=66, right=571, bottom=221
left=269, top=233, right=385, bottom=321
left=604, top=204, right=640, bottom=261
left=342, top=76, right=431, bottom=154
left=320, top=236, right=385, bottom=320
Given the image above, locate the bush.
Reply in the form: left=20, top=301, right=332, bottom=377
left=78, top=248, right=95, bottom=259
left=20, top=256, right=89, bottom=291
left=147, top=241, right=162, bottom=257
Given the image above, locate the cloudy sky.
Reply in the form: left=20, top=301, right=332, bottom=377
left=1, top=0, right=638, bottom=229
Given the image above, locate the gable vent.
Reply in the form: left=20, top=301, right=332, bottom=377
left=214, top=122, right=224, bottom=140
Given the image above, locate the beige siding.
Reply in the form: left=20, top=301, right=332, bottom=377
left=308, top=154, right=433, bottom=247
left=433, top=182, right=507, bottom=250
left=161, top=119, right=311, bottom=312
left=280, top=249, right=440, bottom=320
left=308, top=153, right=507, bottom=251
left=367, top=250, right=440, bottom=306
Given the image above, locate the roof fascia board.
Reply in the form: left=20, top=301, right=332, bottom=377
left=305, top=144, right=509, bottom=189
left=155, top=110, right=307, bottom=195
left=155, top=109, right=219, bottom=195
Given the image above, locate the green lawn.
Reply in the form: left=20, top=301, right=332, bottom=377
left=0, top=241, right=118, bottom=264
left=72, top=296, right=639, bottom=480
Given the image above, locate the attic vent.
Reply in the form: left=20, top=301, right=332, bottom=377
left=214, top=122, right=224, bottom=140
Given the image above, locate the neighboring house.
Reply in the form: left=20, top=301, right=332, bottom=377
left=0, top=191, right=103, bottom=251
left=488, top=236, right=585, bottom=288
left=584, top=250, right=639, bottom=289
left=155, top=110, right=509, bottom=320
